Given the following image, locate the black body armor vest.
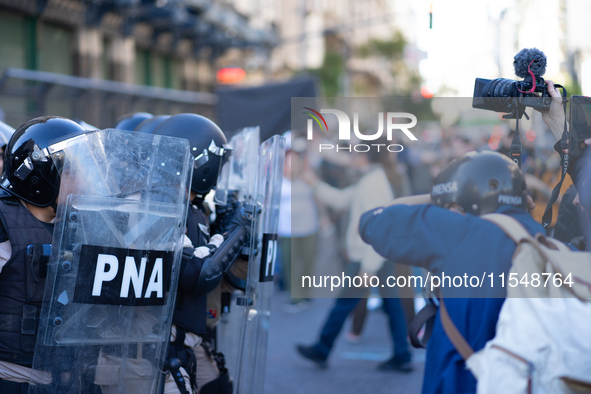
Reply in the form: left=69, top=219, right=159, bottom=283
left=172, top=204, right=209, bottom=335
left=0, top=198, right=53, bottom=366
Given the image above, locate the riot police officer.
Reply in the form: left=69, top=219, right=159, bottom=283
left=114, top=112, right=153, bottom=131
left=153, top=114, right=247, bottom=394
left=0, top=116, right=90, bottom=393
left=134, top=115, right=171, bottom=134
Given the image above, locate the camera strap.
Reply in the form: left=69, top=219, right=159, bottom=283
left=541, top=89, right=569, bottom=228
left=509, top=100, right=529, bottom=168
left=510, top=133, right=522, bottom=168
left=541, top=132, right=570, bottom=228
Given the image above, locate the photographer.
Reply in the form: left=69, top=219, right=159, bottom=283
left=358, top=151, right=543, bottom=394
left=543, top=80, right=591, bottom=247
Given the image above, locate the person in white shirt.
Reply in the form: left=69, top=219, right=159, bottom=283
left=278, top=137, right=320, bottom=312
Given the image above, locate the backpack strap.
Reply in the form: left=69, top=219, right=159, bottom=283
left=439, top=297, right=475, bottom=360
left=429, top=214, right=573, bottom=360
left=438, top=214, right=529, bottom=361
left=481, top=213, right=534, bottom=243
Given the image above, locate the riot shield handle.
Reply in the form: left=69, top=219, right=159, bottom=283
left=236, top=298, right=254, bottom=306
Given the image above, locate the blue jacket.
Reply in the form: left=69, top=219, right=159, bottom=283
left=359, top=204, right=545, bottom=394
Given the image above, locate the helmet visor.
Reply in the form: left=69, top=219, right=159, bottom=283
left=213, top=127, right=260, bottom=205
left=214, top=160, right=231, bottom=204
left=192, top=139, right=233, bottom=203
left=44, top=130, right=99, bottom=175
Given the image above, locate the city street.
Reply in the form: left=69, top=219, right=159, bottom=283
left=264, top=291, right=425, bottom=394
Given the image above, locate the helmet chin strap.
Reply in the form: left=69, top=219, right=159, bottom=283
left=50, top=201, right=57, bottom=212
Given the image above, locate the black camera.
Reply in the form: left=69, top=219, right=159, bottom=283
left=473, top=48, right=553, bottom=118
left=473, top=77, right=552, bottom=115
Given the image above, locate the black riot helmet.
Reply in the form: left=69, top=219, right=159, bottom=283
left=431, top=151, right=528, bottom=216
left=134, top=115, right=170, bottom=134
left=0, top=116, right=88, bottom=207
left=115, top=112, right=153, bottom=131
left=152, top=113, right=232, bottom=196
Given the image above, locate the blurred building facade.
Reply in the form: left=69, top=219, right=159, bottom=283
left=0, top=0, right=275, bottom=127
left=1, top=0, right=589, bottom=130
left=250, top=0, right=422, bottom=96
left=0, top=0, right=424, bottom=127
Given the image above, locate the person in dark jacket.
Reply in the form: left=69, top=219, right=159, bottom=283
left=359, top=151, right=545, bottom=394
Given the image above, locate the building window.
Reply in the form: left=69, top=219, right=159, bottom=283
left=135, top=48, right=150, bottom=85
left=38, top=23, right=73, bottom=75
left=150, top=52, right=165, bottom=88
left=102, top=38, right=112, bottom=80
left=0, top=13, right=26, bottom=74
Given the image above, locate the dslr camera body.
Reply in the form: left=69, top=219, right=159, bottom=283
left=473, top=48, right=553, bottom=118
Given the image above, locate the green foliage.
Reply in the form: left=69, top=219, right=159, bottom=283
left=310, top=50, right=345, bottom=97
left=562, top=75, right=583, bottom=115
left=356, top=32, right=406, bottom=59
left=563, top=77, right=582, bottom=97
left=308, top=31, right=419, bottom=98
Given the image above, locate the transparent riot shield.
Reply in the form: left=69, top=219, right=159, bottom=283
left=215, top=127, right=260, bottom=205
left=29, top=129, right=193, bottom=394
left=216, top=127, right=260, bottom=381
left=227, top=134, right=285, bottom=394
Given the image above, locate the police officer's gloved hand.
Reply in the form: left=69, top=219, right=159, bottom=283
left=217, top=201, right=251, bottom=263
left=211, top=192, right=239, bottom=234
left=216, top=192, right=239, bottom=216
left=220, top=201, right=251, bottom=237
